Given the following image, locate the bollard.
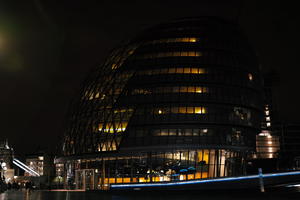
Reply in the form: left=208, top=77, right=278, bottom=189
left=258, top=168, right=265, bottom=192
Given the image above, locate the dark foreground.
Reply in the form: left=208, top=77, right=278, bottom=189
left=1, top=186, right=300, bottom=200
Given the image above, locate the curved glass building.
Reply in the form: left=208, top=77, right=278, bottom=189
left=59, top=17, right=264, bottom=190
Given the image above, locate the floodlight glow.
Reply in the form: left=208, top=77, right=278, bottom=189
left=13, top=160, right=36, bottom=176
left=13, top=158, right=40, bottom=176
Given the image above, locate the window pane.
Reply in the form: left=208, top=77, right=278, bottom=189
left=180, top=87, right=187, bottom=93
left=187, top=107, right=194, bottom=114
left=153, top=130, right=161, bottom=136
left=188, top=86, right=195, bottom=93
left=161, top=129, right=168, bottom=136
left=191, top=68, right=198, bottom=74
left=185, top=129, right=192, bottom=136
left=169, top=129, right=177, bottom=136
left=177, top=68, right=184, bottom=73
left=169, top=68, right=176, bottom=73
left=171, top=107, right=178, bottom=113
left=184, top=68, right=190, bottom=73
left=195, top=107, right=203, bottom=114
left=179, top=107, right=186, bottom=113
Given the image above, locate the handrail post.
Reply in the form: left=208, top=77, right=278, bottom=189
left=258, top=168, right=265, bottom=192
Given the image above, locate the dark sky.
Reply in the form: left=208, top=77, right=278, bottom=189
left=0, top=0, right=300, bottom=155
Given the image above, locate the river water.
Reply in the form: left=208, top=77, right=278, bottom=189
left=1, top=187, right=300, bottom=200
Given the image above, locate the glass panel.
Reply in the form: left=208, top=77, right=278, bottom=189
left=196, top=87, right=202, bottom=93
left=153, top=130, right=161, bottom=136
left=173, top=87, right=180, bottom=93
left=191, top=68, right=198, bottom=74
left=161, top=129, right=168, bottom=136
left=181, top=52, right=188, bottom=56
left=171, top=107, right=178, bottom=113
left=179, top=107, right=186, bottom=113
left=195, top=107, right=203, bottom=114
left=176, top=68, right=184, bottom=73
left=188, top=51, right=196, bottom=56
left=180, top=87, right=187, bottom=93
left=187, top=107, right=194, bottom=114
left=193, top=129, right=199, bottom=136
left=169, top=129, right=177, bottom=136
left=184, top=68, right=190, bottom=73
left=169, top=68, right=176, bottom=73
left=188, top=86, right=195, bottom=93
left=173, top=52, right=181, bottom=56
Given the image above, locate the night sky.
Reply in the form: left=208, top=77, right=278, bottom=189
left=1, top=0, right=300, bottom=155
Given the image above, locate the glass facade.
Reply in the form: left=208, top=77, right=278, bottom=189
left=58, top=17, right=264, bottom=190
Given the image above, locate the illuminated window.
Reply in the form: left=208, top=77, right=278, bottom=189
left=132, top=89, right=152, bottom=95
left=187, top=87, right=194, bottom=93
left=248, top=73, right=253, bottom=81
left=152, top=128, right=210, bottom=137
left=195, top=107, right=206, bottom=114
left=265, top=110, right=270, bottom=115
left=266, top=116, right=270, bottom=121
left=202, top=129, right=208, bottom=133
left=169, top=68, right=176, bottom=73
left=171, top=107, right=178, bottom=113
left=266, top=122, right=271, bottom=127
left=234, top=107, right=251, bottom=121
left=187, top=107, right=194, bottom=114
left=191, top=68, right=198, bottom=73
left=153, top=130, right=161, bottom=136
left=176, top=68, right=184, bottom=73
left=185, top=129, right=192, bottom=136
left=161, top=129, right=168, bottom=136
left=180, top=87, right=187, bottom=93
left=112, top=64, right=118, bottom=69
left=142, top=51, right=203, bottom=59
left=98, top=122, right=128, bottom=133
left=149, top=37, right=199, bottom=44
left=154, top=106, right=207, bottom=115
left=113, top=108, right=133, bottom=113
left=132, top=86, right=208, bottom=95
left=184, top=68, right=190, bottom=73
left=169, top=129, right=177, bottom=136
left=88, top=93, right=94, bottom=100
left=179, top=107, right=187, bottom=113
left=138, top=67, right=206, bottom=75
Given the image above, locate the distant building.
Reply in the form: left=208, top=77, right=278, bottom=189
left=256, top=131, right=280, bottom=159
left=0, top=140, right=14, bottom=182
left=24, top=153, right=55, bottom=178
left=255, top=72, right=281, bottom=159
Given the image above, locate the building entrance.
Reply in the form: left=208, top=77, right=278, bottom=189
left=75, top=169, right=94, bottom=190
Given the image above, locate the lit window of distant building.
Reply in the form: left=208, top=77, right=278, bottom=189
left=248, top=73, right=253, bottom=81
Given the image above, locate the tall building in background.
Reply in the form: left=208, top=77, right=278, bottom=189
left=56, top=17, right=264, bottom=190
left=256, top=72, right=280, bottom=159
left=0, top=140, right=14, bottom=182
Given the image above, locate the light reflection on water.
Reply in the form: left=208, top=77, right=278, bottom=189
left=0, top=189, right=300, bottom=200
